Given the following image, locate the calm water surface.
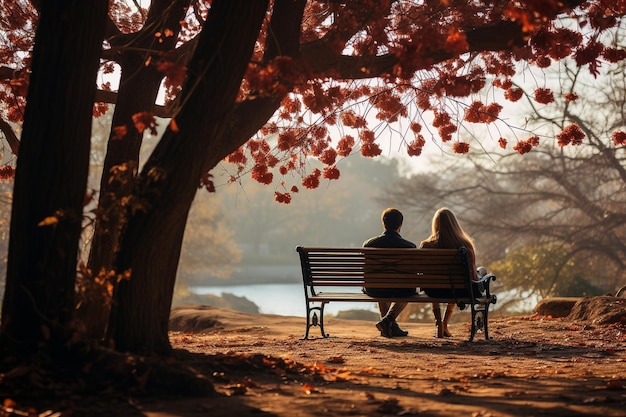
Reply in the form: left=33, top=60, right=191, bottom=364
left=191, top=283, right=377, bottom=317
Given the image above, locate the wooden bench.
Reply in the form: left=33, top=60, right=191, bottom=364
left=296, top=246, right=497, bottom=341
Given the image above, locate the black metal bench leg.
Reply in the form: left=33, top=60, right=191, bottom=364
left=469, top=307, right=477, bottom=342
left=301, top=303, right=313, bottom=340
left=318, top=302, right=329, bottom=338
left=483, top=308, right=490, bottom=340
left=301, top=304, right=328, bottom=339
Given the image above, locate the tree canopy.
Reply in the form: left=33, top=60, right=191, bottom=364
left=1, top=0, right=626, bottom=357
left=2, top=1, right=626, bottom=189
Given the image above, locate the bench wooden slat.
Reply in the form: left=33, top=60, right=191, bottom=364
left=308, top=279, right=366, bottom=284
left=362, top=282, right=466, bottom=288
left=363, top=282, right=466, bottom=288
left=308, top=272, right=364, bottom=277
left=365, top=260, right=464, bottom=266
left=363, top=275, right=466, bottom=281
left=309, top=292, right=465, bottom=304
left=364, top=273, right=465, bottom=279
left=310, top=282, right=365, bottom=287
left=309, top=264, right=364, bottom=269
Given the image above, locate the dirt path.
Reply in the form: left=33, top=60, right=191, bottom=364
left=125, top=302, right=626, bottom=417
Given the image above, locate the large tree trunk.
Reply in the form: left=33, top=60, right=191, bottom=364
left=0, top=0, right=107, bottom=356
left=108, top=0, right=270, bottom=354
left=89, top=0, right=189, bottom=273
left=80, top=0, right=189, bottom=341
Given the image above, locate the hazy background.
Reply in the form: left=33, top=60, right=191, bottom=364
left=2, top=57, right=625, bottom=321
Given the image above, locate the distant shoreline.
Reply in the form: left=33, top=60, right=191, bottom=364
left=193, top=275, right=301, bottom=287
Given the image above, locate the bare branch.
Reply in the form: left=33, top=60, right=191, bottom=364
left=0, top=118, right=19, bottom=155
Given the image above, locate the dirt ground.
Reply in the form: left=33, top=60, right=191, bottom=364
left=3, top=297, right=626, bottom=417
left=128, top=297, right=626, bottom=417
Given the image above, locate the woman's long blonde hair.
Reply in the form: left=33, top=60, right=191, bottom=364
left=421, top=207, right=476, bottom=270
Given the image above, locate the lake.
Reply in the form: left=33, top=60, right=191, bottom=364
left=191, top=283, right=529, bottom=317
left=191, top=283, right=378, bottom=317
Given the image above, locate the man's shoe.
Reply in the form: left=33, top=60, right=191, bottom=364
left=375, top=317, right=392, bottom=338
left=390, top=321, right=409, bottom=337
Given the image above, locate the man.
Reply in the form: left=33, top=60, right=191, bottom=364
left=363, top=208, right=416, bottom=338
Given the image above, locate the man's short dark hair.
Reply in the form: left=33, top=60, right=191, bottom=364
left=382, top=208, right=403, bottom=231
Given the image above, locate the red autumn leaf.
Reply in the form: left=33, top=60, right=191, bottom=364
left=112, top=125, right=127, bottom=140
left=557, top=123, right=585, bottom=146
left=453, top=141, right=470, bottom=154
left=274, top=191, right=291, bottom=204
left=534, top=88, right=555, bottom=104
left=131, top=112, right=158, bottom=135
left=611, top=131, right=626, bottom=146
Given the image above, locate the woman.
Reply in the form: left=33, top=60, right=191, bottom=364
left=420, top=207, right=478, bottom=338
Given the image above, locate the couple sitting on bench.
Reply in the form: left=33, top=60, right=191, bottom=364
left=363, top=207, right=483, bottom=338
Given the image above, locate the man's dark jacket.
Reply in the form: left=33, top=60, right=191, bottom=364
left=362, top=230, right=417, bottom=297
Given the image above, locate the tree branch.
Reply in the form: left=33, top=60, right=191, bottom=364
left=300, top=21, right=530, bottom=79
left=212, top=0, right=307, bottom=162
left=0, top=66, right=19, bottom=80
left=300, top=0, right=588, bottom=80
left=0, top=118, right=20, bottom=156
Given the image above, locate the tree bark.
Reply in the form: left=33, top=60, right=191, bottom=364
left=80, top=0, right=189, bottom=341
left=0, top=0, right=107, bottom=356
left=108, top=0, right=270, bottom=354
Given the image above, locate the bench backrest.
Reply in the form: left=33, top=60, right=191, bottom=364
left=296, top=246, right=471, bottom=290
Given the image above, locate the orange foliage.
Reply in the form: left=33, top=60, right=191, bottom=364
left=319, top=148, right=337, bottom=165
left=0, top=165, right=15, bottom=180
left=302, top=168, right=321, bottom=189
left=274, top=191, right=291, bottom=204
left=322, top=165, right=340, bottom=180
left=534, top=88, right=555, bottom=104
left=336, top=135, right=355, bottom=157
left=504, top=87, right=524, bottom=102
left=513, top=136, right=541, bottom=155
left=464, top=101, right=502, bottom=123
left=251, top=164, right=273, bottom=185
left=156, top=60, right=187, bottom=90
left=407, top=136, right=426, bottom=157
left=93, top=102, right=109, bottom=117
left=131, top=112, right=158, bottom=135
left=2, top=0, right=626, bottom=204
left=112, top=125, right=127, bottom=140
left=453, top=141, right=470, bottom=154
left=557, top=123, right=585, bottom=146
left=611, top=131, right=626, bottom=146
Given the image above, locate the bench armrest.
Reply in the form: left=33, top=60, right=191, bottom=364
left=473, top=273, right=496, bottom=300
left=476, top=273, right=496, bottom=284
